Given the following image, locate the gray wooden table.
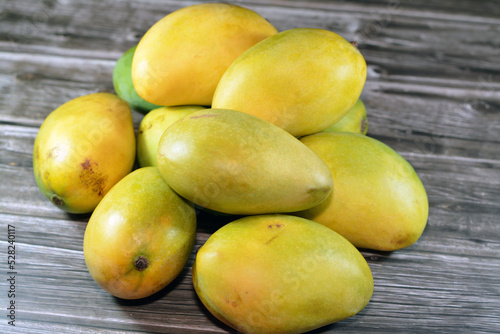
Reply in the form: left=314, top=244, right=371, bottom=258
left=1, top=0, right=499, bottom=333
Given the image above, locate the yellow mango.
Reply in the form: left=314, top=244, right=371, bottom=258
left=323, top=99, right=368, bottom=134
left=156, top=109, right=332, bottom=215
left=193, top=214, right=374, bottom=334
left=132, top=3, right=278, bottom=106
left=297, top=132, right=429, bottom=251
left=212, top=28, right=367, bottom=137
left=84, top=167, right=196, bottom=299
left=137, top=106, right=205, bottom=167
left=33, top=93, right=135, bottom=214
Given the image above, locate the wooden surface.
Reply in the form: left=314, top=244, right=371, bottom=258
left=1, top=0, right=499, bottom=333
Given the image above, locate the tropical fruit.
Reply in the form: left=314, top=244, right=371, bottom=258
left=29, top=2, right=433, bottom=331
left=193, top=214, right=374, bottom=334
left=212, top=28, right=367, bottom=137
left=33, top=92, right=135, bottom=214
left=296, top=132, right=429, bottom=251
left=137, top=105, right=205, bottom=167
left=83, top=167, right=197, bottom=299
left=156, top=108, right=332, bottom=215
left=132, top=3, right=278, bottom=106
left=113, top=45, right=162, bottom=114
left=323, top=99, right=368, bottom=134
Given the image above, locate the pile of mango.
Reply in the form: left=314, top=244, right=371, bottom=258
left=32, top=3, right=428, bottom=334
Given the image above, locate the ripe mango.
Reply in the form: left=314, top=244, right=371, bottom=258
left=323, top=99, right=368, bottom=134
left=296, top=132, right=429, bottom=251
left=113, top=45, right=162, bottom=114
left=33, top=93, right=135, bottom=214
left=193, top=214, right=373, bottom=334
left=156, top=109, right=332, bottom=215
left=132, top=3, right=278, bottom=106
left=137, top=106, right=205, bottom=167
left=83, top=167, right=196, bottom=299
left=212, top=28, right=367, bottom=137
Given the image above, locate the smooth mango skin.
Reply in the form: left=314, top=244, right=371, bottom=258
left=132, top=3, right=278, bottom=106
left=137, top=106, right=206, bottom=167
left=83, top=167, right=196, bottom=300
left=212, top=28, right=367, bottom=137
left=113, top=45, right=163, bottom=114
left=33, top=93, right=135, bottom=214
left=323, top=99, right=368, bottom=135
left=193, top=214, right=374, bottom=334
left=157, top=109, right=333, bottom=215
left=296, top=132, right=429, bottom=251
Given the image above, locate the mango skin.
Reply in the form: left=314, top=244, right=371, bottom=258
left=132, top=3, right=278, bottom=106
left=137, top=106, right=205, bottom=167
left=113, top=45, right=163, bottom=114
left=323, top=99, right=368, bottom=135
left=296, top=132, right=429, bottom=251
left=83, top=167, right=196, bottom=300
left=33, top=93, right=135, bottom=214
left=193, top=214, right=374, bottom=334
left=157, top=109, right=333, bottom=215
left=212, top=28, right=367, bottom=137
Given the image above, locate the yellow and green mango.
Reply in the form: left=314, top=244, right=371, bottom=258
left=213, top=28, right=366, bottom=137
left=84, top=167, right=196, bottom=299
left=297, top=132, right=429, bottom=251
left=132, top=3, right=278, bottom=106
left=193, top=214, right=373, bottom=334
left=33, top=92, right=135, bottom=213
left=137, top=106, right=205, bottom=167
left=323, top=99, right=368, bottom=134
left=156, top=109, right=332, bottom=215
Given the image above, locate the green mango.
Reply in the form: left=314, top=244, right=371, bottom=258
left=193, top=214, right=374, bottom=334
left=33, top=92, right=136, bottom=214
left=137, top=106, right=206, bottom=167
left=296, top=132, right=429, bottom=251
left=323, top=99, right=368, bottom=135
left=113, top=45, right=163, bottom=114
left=157, top=108, right=333, bottom=215
left=84, top=167, right=196, bottom=299
left=212, top=28, right=367, bottom=137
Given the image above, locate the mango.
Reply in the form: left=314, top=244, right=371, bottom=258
left=83, top=167, right=196, bottom=299
left=193, top=214, right=373, bottom=334
left=132, top=3, right=278, bottom=106
left=296, top=132, right=429, bottom=251
left=323, top=99, right=368, bottom=134
left=157, top=109, right=332, bottom=215
left=137, top=106, right=205, bottom=167
left=212, top=28, right=367, bottom=137
left=33, top=92, right=135, bottom=214
left=113, top=45, right=162, bottom=114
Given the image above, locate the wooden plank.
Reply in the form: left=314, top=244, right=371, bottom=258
left=1, top=0, right=499, bottom=333
left=1, top=208, right=499, bottom=333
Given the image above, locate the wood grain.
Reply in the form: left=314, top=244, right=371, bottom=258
left=1, top=0, right=499, bottom=333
